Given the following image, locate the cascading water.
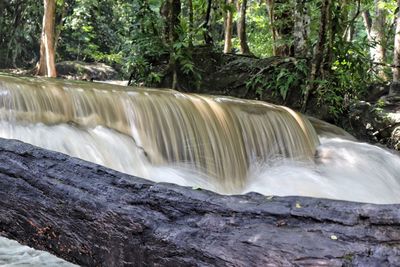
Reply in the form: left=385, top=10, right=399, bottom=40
left=1, top=73, right=400, bottom=266
left=0, top=73, right=399, bottom=204
left=0, top=74, right=319, bottom=193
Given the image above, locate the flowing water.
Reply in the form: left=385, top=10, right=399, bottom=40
left=0, top=73, right=400, bottom=265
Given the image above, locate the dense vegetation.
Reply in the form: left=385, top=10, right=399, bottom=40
left=1, top=0, right=400, bottom=117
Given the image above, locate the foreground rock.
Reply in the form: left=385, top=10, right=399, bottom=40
left=0, top=138, right=400, bottom=266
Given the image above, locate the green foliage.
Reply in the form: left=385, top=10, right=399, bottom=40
left=0, top=0, right=42, bottom=68
left=172, top=22, right=202, bottom=87
left=116, top=0, right=166, bottom=81
left=0, top=0, right=398, bottom=121
left=55, top=0, right=166, bottom=80
left=315, top=38, right=377, bottom=120
left=59, top=0, right=122, bottom=63
left=246, top=59, right=308, bottom=101
left=246, top=2, right=273, bottom=57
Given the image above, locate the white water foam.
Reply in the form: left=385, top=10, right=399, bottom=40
left=0, top=237, right=77, bottom=267
left=1, top=122, right=399, bottom=204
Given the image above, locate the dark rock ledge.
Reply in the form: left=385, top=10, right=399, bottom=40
left=0, top=138, right=399, bottom=266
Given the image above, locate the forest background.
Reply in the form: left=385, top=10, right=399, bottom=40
left=1, top=0, right=400, bottom=124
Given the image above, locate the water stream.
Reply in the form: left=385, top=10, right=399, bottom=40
left=0, top=73, right=400, bottom=265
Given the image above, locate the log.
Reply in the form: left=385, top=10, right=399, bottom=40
left=0, top=138, right=400, bottom=266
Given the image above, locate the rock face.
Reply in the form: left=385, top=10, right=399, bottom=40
left=0, top=138, right=400, bottom=266
left=56, top=61, right=118, bottom=81
left=348, top=94, right=400, bottom=151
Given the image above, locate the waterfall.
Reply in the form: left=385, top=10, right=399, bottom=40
left=0, top=74, right=318, bottom=193
left=0, top=73, right=399, bottom=203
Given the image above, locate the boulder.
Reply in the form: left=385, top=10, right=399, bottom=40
left=56, top=61, right=118, bottom=81
left=348, top=95, right=400, bottom=151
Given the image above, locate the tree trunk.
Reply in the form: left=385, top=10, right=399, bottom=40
left=54, top=0, right=67, bottom=53
left=161, top=0, right=181, bottom=89
left=266, top=0, right=294, bottom=56
left=323, top=0, right=336, bottom=76
left=1, top=138, right=400, bottom=266
left=161, top=0, right=181, bottom=45
left=169, top=0, right=181, bottom=44
left=362, top=1, right=387, bottom=80
left=293, top=0, right=310, bottom=57
left=223, top=0, right=234, bottom=54
left=302, top=0, right=331, bottom=111
left=391, top=0, right=400, bottom=95
left=36, top=0, right=57, bottom=78
left=188, top=0, right=194, bottom=48
left=203, top=0, right=213, bottom=45
left=266, top=0, right=277, bottom=55
left=237, top=0, right=251, bottom=55
left=343, top=0, right=361, bottom=42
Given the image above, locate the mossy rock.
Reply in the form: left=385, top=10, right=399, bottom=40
left=56, top=61, right=117, bottom=81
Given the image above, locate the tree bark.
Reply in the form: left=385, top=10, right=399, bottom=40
left=362, top=1, right=387, bottom=80
left=161, top=0, right=181, bottom=89
left=302, top=0, right=331, bottom=111
left=188, top=0, right=194, bottom=48
left=1, top=138, right=400, bottom=266
left=237, top=0, right=251, bottom=55
left=266, top=0, right=294, bottom=57
left=323, top=0, right=336, bottom=76
left=343, top=0, right=361, bottom=42
left=223, top=0, right=234, bottom=54
left=36, top=0, right=57, bottom=78
left=54, top=0, right=67, bottom=53
left=293, top=0, right=309, bottom=57
left=266, top=0, right=277, bottom=55
left=391, top=0, right=400, bottom=95
left=203, top=0, right=213, bottom=45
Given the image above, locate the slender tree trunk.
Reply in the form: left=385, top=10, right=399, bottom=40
left=343, top=1, right=361, bottom=42
left=266, top=0, right=277, bottom=55
left=323, top=0, right=336, bottom=76
left=223, top=0, right=233, bottom=53
left=203, top=0, right=213, bottom=45
left=293, top=0, right=310, bottom=57
left=54, top=0, right=66, bottom=53
left=237, top=0, right=251, bottom=55
left=168, top=0, right=181, bottom=44
left=161, top=0, right=181, bottom=89
left=36, top=0, right=57, bottom=77
left=363, top=1, right=387, bottom=79
left=266, top=0, right=294, bottom=56
left=160, top=1, right=169, bottom=44
left=302, top=0, right=331, bottom=111
left=188, top=0, right=194, bottom=48
left=170, top=0, right=181, bottom=89
left=391, top=0, right=400, bottom=95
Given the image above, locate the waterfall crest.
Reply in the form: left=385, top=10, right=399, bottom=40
left=1, top=74, right=400, bottom=203
left=0, top=74, right=318, bottom=193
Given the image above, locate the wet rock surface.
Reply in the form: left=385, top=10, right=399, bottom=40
left=0, top=138, right=400, bottom=266
left=348, top=94, right=400, bottom=151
